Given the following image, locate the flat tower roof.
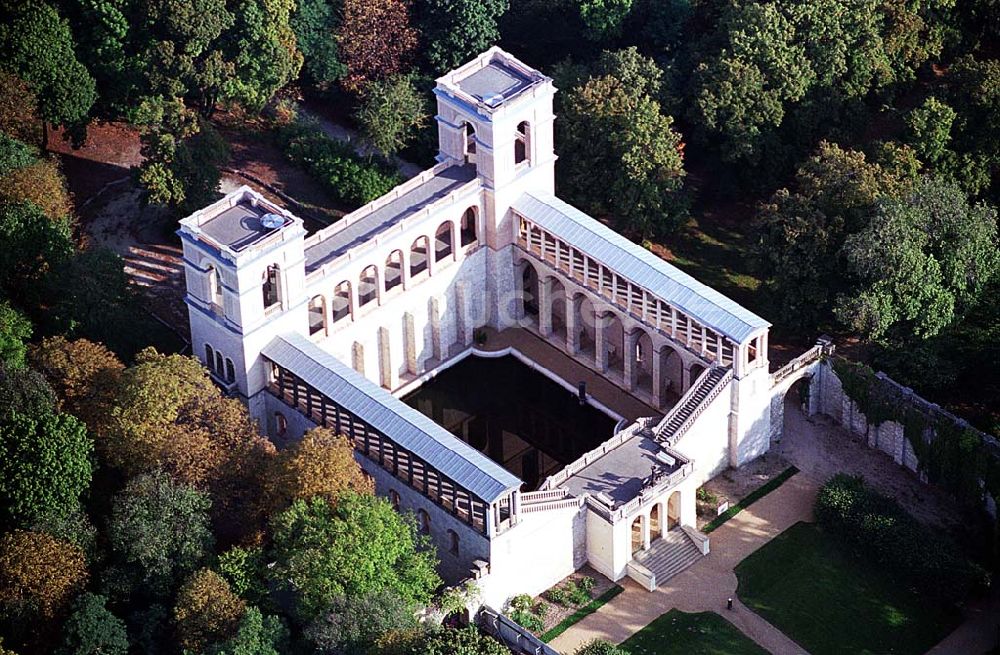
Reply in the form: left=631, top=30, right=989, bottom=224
left=457, top=60, right=534, bottom=105
left=436, top=47, right=549, bottom=111
left=199, top=201, right=290, bottom=252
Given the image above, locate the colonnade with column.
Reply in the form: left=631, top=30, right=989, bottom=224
left=519, top=257, right=710, bottom=409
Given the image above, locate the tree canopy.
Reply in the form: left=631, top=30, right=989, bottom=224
left=416, top=0, right=509, bottom=73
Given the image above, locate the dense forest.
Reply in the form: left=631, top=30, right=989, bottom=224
left=0, top=0, right=998, bottom=652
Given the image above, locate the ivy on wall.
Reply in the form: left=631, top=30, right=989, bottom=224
left=832, top=358, right=1000, bottom=520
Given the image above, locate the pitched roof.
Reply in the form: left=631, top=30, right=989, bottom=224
left=261, top=333, right=522, bottom=503
left=511, top=192, right=770, bottom=343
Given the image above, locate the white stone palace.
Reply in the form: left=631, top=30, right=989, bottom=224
left=179, top=48, right=786, bottom=607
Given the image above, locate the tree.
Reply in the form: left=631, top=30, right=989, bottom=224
left=338, top=0, right=418, bottom=92
left=29, top=337, right=123, bottom=431
left=204, top=607, right=289, bottom=655
left=269, top=427, right=374, bottom=511
left=691, top=2, right=813, bottom=165
left=0, top=134, right=37, bottom=178
left=224, top=0, right=303, bottom=111
left=0, top=364, right=58, bottom=418
left=943, top=56, right=1000, bottom=198
left=754, top=142, right=909, bottom=329
left=173, top=569, right=246, bottom=652
left=0, top=202, right=74, bottom=306
left=0, top=1, right=96, bottom=138
left=0, top=530, right=87, bottom=621
left=217, top=546, right=268, bottom=606
left=354, top=75, right=429, bottom=157
left=57, top=593, right=129, bottom=655
left=835, top=176, right=1000, bottom=343
left=416, top=0, right=508, bottom=73
left=578, top=0, right=633, bottom=41
left=269, top=494, right=441, bottom=622
left=0, top=302, right=31, bottom=371
left=305, top=590, right=418, bottom=654
left=559, top=50, right=687, bottom=238
left=292, top=0, right=346, bottom=86
left=0, top=159, right=73, bottom=221
left=0, top=410, right=92, bottom=528
left=99, top=348, right=273, bottom=542
left=907, top=96, right=957, bottom=165
left=108, top=471, right=214, bottom=597
left=0, top=72, right=40, bottom=143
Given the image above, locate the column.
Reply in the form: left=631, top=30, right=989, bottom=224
left=378, top=326, right=396, bottom=389
left=652, top=346, right=664, bottom=407
left=624, top=329, right=640, bottom=392
left=429, top=297, right=443, bottom=361
left=642, top=513, right=651, bottom=550
left=595, top=311, right=608, bottom=373
left=538, top=277, right=553, bottom=337
left=403, top=312, right=417, bottom=375
left=401, top=250, right=411, bottom=289
left=352, top=341, right=365, bottom=376
left=456, top=281, right=472, bottom=346
left=566, top=293, right=580, bottom=355
left=682, top=362, right=692, bottom=393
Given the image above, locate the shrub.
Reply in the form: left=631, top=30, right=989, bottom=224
left=544, top=586, right=569, bottom=606
left=575, top=639, right=628, bottom=655
left=565, top=581, right=591, bottom=606
left=815, top=474, right=988, bottom=602
left=578, top=576, right=596, bottom=594
left=281, top=119, right=401, bottom=206
left=506, top=594, right=547, bottom=633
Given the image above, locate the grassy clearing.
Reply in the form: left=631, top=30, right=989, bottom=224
left=619, top=609, right=768, bottom=655
left=735, top=522, right=960, bottom=655
left=540, top=585, right=624, bottom=643
left=702, top=466, right=799, bottom=534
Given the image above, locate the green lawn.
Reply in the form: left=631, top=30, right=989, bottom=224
left=619, top=609, right=767, bottom=655
left=735, top=522, right=961, bottom=655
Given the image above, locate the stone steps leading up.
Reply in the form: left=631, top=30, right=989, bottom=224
left=633, top=528, right=704, bottom=585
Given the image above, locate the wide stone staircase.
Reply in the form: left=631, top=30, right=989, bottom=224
left=631, top=528, right=705, bottom=587
left=654, top=366, right=733, bottom=445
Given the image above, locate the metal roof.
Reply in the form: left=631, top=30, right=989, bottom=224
left=304, top=164, right=477, bottom=273
left=457, top=60, right=533, bottom=104
left=261, top=333, right=522, bottom=503
left=511, top=192, right=770, bottom=344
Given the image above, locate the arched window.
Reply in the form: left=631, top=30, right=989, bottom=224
left=358, top=265, right=379, bottom=306
left=389, top=489, right=401, bottom=510
left=417, top=509, right=430, bottom=534
left=215, top=351, right=224, bottom=376
left=309, top=296, right=326, bottom=335
left=204, top=344, right=215, bottom=370
left=410, top=236, right=429, bottom=277
left=447, top=529, right=459, bottom=556
left=275, top=412, right=287, bottom=437
left=464, top=123, right=476, bottom=160
left=206, top=264, right=222, bottom=307
left=333, top=281, right=352, bottom=322
left=225, top=358, right=235, bottom=383
left=262, top=264, right=280, bottom=309
left=515, top=121, right=530, bottom=165
left=434, top=221, right=453, bottom=262
left=385, top=250, right=403, bottom=292
left=460, top=207, right=477, bottom=247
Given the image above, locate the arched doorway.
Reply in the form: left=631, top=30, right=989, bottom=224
left=659, top=345, right=684, bottom=401
left=577, top=296, right=597, bottom=360
left=434, top=221, right=453, bottom=262
left=410, top=236, right=429, bottom=277
left=520, top=261, right=539, bottom=320
left=604, top=312, right=625, bottom=378
left=549, top=277, right=567, bottom=345
left=634, top=329, right=654, bottom=395
left=460, top=207, right=478, bottom=246
left=667, top=490, right=681, bottom=530
left=631, top=515, right=645, bottom=555
left=650, top=503, right=663, bottom=541
left=385, top=250, right=403, bottom=292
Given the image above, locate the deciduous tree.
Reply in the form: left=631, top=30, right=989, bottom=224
left=0, top=72, right=40, bottom=143
left=835, top=176, right=1000, bottom=343
left=269, top=427, right=373, bottom=511
left=173, top=569, right=246, bottom=652
left=292, top=0, right=346, bottom=86
left=306, top=590, right=418, bottom=654
left=0, top=159, right=73, bottom=221
left=0, top=1, right=96, bottom=140
left=416, top=0, right=508, bottom=72
left=56, top=593, right=129, bottom=655
left=0, top=135, right=37, bottom=178
left=0, top=303, right=31, bottom=371
left=0, top=202, right=74, bottom=306
left=0, top=530, right=87, bottom=620
left=224, top=0, right=303, bottom=111
left=108, top=471, right=214, bottom=597
left=29, top=337, right=123, bottom=431
left=354, top=75, right=429, bottom=157
left=269, top=494, right=440, bottom=622
left=0, top=364, right=57, bottom=418
left=578, top=0, right=633, bottom=41
left=338, top=0, right=418, bottom=93
left=0, top=411, right=92, bottom=528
